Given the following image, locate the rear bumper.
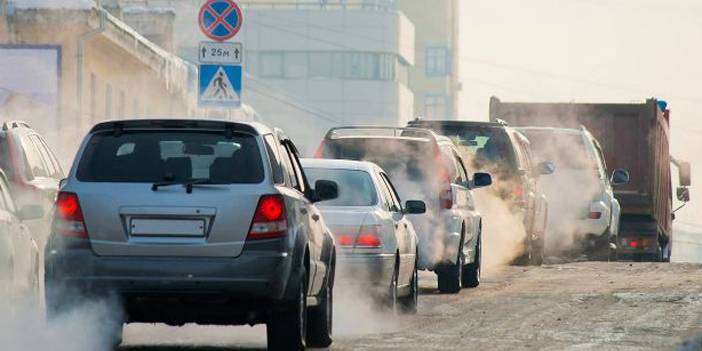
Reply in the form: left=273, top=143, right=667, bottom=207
left=616, top=220, right=660, bottom=257
left=336, top=253, right=395, bottom=291
left=45, top=238, right=298, bottom=324
left=410, top=211, right=462, bottom=271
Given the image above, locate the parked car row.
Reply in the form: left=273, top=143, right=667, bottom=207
left=0, top=114, right=650, bottom=351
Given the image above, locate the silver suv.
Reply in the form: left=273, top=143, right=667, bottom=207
left=315, top=127, right=492, bottom=293
left=45, top=119, right=338, bottom=350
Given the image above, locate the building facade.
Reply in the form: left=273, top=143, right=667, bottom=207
left=398, top=0, right=460, bottom=120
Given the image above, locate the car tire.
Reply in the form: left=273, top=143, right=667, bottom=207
left=306, top=267, right=333, bottom=347
left=528, top=236, right=544, bottom=266
left=437, top=244, right=463, bottom=294
left=399, top=254, right=418, bottom=314
left=462, top=235, right=481, bottom=288
left=386, top=261, right=399, bottom=314
left=267, top=268, right=307, bottom=351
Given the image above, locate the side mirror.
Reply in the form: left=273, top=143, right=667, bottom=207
left=536, top=161, right=555, bottom=175
left=611, top=169, right=630, bottom=186
left=18, top=204, right=44, bottom=221
left=470, top=172, right=492, bottom=189
left=404, top=200, right=426, bottom=214
left=314, top=180, right=338, bottom=202
left=677, top=186, right=690, bottom=202
left=679, top=161, right=691, bottom=187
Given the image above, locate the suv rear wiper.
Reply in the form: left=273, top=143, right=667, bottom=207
left=151, top=179, right=220, bottom=193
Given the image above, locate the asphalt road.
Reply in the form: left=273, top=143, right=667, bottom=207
left=119, top=261, right=702, bottom=351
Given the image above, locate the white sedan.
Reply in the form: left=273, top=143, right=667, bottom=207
left=302, top=159, right=425, bottom=314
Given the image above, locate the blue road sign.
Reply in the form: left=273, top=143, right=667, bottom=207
left=198, top=64, right=242, bottom=108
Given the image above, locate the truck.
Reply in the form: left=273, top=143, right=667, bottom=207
left=489, top=97, right=691, bottom=261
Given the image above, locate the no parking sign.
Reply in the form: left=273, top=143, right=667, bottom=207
left=198, top=0, right=243, bottom=42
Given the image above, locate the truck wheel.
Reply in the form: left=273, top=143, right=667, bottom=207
left=399, top=255, right=418, bottom=314
left=462, top=235, right=481, bottom=288
left=306, top=277, right=333, bottom=347
left=437, top=245, right=463, bottom=294
left=267, top=268, right=307, bottom=351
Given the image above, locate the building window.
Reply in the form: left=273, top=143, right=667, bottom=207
left=89, top=73, right=96, bottom=123
left=285, top=53, right=307, bottom=79
left=425, top=94, right=448, bottom=119
left=105, top=84, right=112, bottom=119
left=132, top=99, right=140, bottom=118
left=426, top=47, right=450, bottom=77
left=309, top=53, right=332, bottom=79
left=260, top=52, right=284, bottom=78
left=118, top=90, right=126, bottom=119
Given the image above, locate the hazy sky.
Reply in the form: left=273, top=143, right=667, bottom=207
left=459, top=0, right=702, bottom=229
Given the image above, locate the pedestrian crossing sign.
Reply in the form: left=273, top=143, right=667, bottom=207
left=198, top=64, right=242, bottom=108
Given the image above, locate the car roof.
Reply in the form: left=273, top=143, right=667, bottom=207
left=409, top=120, right=506, bottom=128
left=325, top=126, right=439, bottom=142
left=89, top=118, right=274, bottom=136
left=300, top=158, right=380, bottom=173
left=516, top=126, right=584, bottom=136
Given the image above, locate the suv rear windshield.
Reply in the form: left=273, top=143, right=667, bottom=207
left=320, top=138, right=437, bottom=183
left=411, top=124, right=517, bottom=173
left=519, top=130, right=593, bottom=170
left=304, top=168, right=377, bottom=206
left=77, top=131, right=264, bottom=183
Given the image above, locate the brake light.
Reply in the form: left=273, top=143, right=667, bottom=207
left=247, top=195, right=288, bottom=240
left=355, top=225, right=382, bottom=247
left=337, top=235, right=354, bottom=246
left=356, top=234, right=381, bottom=247
left=53, top=192, right=88, bottom=239
left=511, top=185, right=524, bottom=198
left=440, top=188, right=453, bottom=209
left=313, top=142, right=325, bottom=159
left=589, top=211, right=602, bottom=219
left=623, top=238, right=653, bottom=249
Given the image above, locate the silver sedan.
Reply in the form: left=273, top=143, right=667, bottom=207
left=302, top=159, right=426, bottom=314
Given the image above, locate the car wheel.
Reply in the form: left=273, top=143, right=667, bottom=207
left=399, top=254, right=418, bottom=314
left=528, top=236, right=544, bottom=266
left=267, top=267, right=307, bottom=351
left=462, top=235, right=481, bottom=288
left=306, top=266, right=333, bottom=347
left=437, top=244, right=463, bottom=294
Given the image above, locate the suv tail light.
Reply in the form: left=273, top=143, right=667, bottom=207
left=440, top=188, right=453, bottom=209
left=589, top=211, right=602, bottom=219
left=53, top=192, right=88, bottom=239
left=247, top=195, right=288, bottom=240
left=511, top=185, right=524, bottom=199
left=313, top=142, right=326, bottom=158
left=355, top=225, right=382, bottom=247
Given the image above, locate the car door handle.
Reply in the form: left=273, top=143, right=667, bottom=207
left=312, top=214, right=320, bottom=222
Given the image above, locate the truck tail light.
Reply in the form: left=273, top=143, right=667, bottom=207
left=53, top=192, right=88, bottom=239
left=247, top=195, right=288, bottom=240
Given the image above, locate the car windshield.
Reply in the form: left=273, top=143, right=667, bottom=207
left=520, top=130, right=594, bottom=170
left=76, top=131, right=264, bottom=183
left=304, top=167, right=377, bottom=206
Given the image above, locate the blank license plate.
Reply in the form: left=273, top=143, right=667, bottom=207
left=130, top=219, right=205, bottom=236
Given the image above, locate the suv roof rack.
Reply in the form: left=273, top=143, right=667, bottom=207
left=325, top=126, right=437, bottom=140
left=2, top=120, right=31, bottom=131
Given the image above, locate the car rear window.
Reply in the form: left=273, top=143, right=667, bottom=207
left=77, top=131, right=264, bottom=183
left=320, top=138, right=437, bottom=183
left=519, top=130, right=593, bottom=170
left=304, top=168, right=377, bottom=206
